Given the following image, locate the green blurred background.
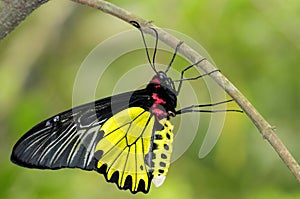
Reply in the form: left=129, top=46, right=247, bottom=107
left=1, top=0, right=300, bottom=198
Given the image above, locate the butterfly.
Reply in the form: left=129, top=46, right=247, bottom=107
left=11, top=21, right=241, bottom=194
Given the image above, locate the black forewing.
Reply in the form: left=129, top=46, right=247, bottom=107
left=11, top=89, right=152, bottom=171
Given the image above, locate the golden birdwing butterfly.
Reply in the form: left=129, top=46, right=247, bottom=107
left=11, top=21, right=240, bottom=194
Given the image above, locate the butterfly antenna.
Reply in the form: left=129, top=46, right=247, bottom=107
left=130, top=21, right=157, bottom=74
left=176, top=99, right=243, bottom=115
left=165, top=41, right=184, bottom=73
left=149, top=26, right=159, bottom=72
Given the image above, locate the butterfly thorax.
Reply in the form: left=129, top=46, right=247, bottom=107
left=147, top=71, right=177, bottom=120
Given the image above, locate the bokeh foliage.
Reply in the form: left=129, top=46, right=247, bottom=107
left=1, top=0, right=300, bottom=198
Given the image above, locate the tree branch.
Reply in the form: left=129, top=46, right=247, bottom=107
left=71, top=0, right=300, bottom=181
left=0, top=0, right=48, bottom=40
left=1, top=0, right=299, bottom=182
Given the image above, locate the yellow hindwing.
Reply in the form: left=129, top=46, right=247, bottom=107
left=94, top=107, right=154, bottom=193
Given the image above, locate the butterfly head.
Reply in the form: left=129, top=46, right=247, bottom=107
left=150, top=71, right=176, bottom=93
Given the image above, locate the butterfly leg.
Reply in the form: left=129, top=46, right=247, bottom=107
left=164, top=41, right=184, bottom=73
left=175, top=58, right=220, bottom=94
left=176, top=99, right=243, bottom=114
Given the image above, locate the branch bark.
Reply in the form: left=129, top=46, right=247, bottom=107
left=1, top=0, right=300, bottom=182
left=0, top=0, right=48, bottom=39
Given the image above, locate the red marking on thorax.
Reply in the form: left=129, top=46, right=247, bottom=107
left=151, top=78, right=160, bottom=84
left=151, top=93, right=167, bottom=119
left=152, top=93, right=166, bottom=105
left=152, top=108, right=166, bottom=117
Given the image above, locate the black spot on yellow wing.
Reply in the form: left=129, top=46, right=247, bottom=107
left=164, top=144, right=169, bottom=151
left=166, top=132, right=171, bottom=140
left=152, top=143, right=158, bottom=150
left=94, top=107, right=155, bottom=194
left=94, top=149, right=104, bottom=160
left=161, top=154, right=167, bottom=159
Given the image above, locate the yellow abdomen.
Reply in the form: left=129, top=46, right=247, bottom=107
left=150, top=119, right=174, bottom=187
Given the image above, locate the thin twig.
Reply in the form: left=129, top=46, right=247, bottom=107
left=70, top=0, right=300, bottom=181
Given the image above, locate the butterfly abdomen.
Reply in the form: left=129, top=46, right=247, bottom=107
left=147, top=119, right=174, bottom=187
